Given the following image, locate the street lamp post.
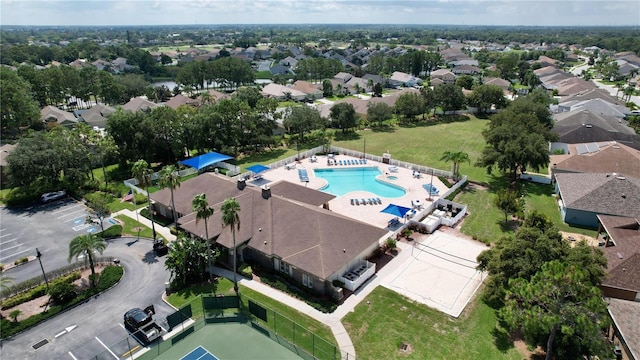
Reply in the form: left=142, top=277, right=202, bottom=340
left=35, top=248, right=50, bottom=293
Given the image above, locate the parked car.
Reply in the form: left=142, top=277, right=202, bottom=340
left=124, top=306, right=162, bottom=344
left=41, top=190, right=66, bottom=203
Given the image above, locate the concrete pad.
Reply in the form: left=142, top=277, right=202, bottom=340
left=381, top=231, right=488, bottom=317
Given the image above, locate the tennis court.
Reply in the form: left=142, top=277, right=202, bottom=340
left=152, top=323, right=304, bottom=360
left=382, top=230, right=488, bottom=317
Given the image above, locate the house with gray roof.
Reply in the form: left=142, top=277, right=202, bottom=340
left=389, top=71, right=422, bottom=87
left=607, top=297, right=640, bottom=360
left=430, top=69, right=455, bottom=84
left=151, top=173, right=388, bottom=296
left=557, top=98, right=631, bottom=118
left=121, top=97, right=159, bottom=112
left=40, top=105, right=78, bottom=127
left=78, top=104, right=116, bottom=129
left=555, top=173, right=640, bottom=227
left=554, top=109, right=636, bottom=136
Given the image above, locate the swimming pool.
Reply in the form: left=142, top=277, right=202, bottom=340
left=314, top=167, right=406, bottom=198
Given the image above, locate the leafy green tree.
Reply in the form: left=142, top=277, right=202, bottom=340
left=165, top=234, right=210, bottom=287
left=48, top=282, right=77, bottom=305
left=366, top=102, right=393, bottom=125
left=0, top=67, right=42, bottom=138
left=221, top=197, right=241, bottom=293
left=372, top=82, right=383, bottom=97
left=477, top=94, right=556, bottom=181
left=494, top=189, right=520, bottom=224
left=330, top=102, right=358, bottom=133
left=455, top=75, right=474, bottom=90
left=0, top=272, right=14, bottom=291
left=9, top=309, right=22, bottom=322
left=86, top=192, right=112, bottom=232
left=439, top=151, right=470, bottom=181
left=232, top=86, right=263, bottom=108
left=132, top=160, right=157, bottom=241
left=496, top=52, right=520, bottom=80
left=158, top=165, right=181, bottom=226
left=434, top=83, right=466, bottom=114
left=68, top=233, right=108, bottom=288
left=192, top=193, right=214, bottom=282
left=467, top=84, right=508, bottom=114
left=501, top=261, right=610, bottom=360
left=394, top=92, right=425, bottom=121
left=283, top=106, right=325, bottom=142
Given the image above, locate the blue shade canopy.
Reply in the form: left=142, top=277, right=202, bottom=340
left=246, top=164, right=270, bottom=174
left=180, top=152, right=233, bottom=170
left=380, top=204, right=412, bottom=218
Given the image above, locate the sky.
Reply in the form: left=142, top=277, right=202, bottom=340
left=0, top=0, right=638, bottom=27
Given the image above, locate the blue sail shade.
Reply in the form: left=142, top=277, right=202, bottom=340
left=180, top=152, right=233, bottom=170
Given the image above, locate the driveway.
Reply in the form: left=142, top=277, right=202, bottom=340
left=1, top=198, right=113, bottom=284
left=0, top=237, right=172, bottom=360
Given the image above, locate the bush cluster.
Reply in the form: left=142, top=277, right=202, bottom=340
left=13, top=257, right=28, bottom=266
left=259, top=273, right=337, bottom=313
left=239, top=264, right=253, bottom=278
left=0, top=265, right=123, bottom=338
left=98, top=225, right=122, bottom=239
left=1, top=272, right=81, bottom=309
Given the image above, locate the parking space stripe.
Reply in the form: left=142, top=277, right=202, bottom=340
left=0, top=233, right=13, bottom=238
left=64, top=216, right=86, bottom=223
left=57, top=210, right=87, bottom=220
left=0, top=248, right=31, bottom=262
left=0, top=243, right=23, bottom=252
left=68, top=351, right=78, bottom=360
left=0, top=237, right=18, bottom=245
left=95, top=336, right=119, bottom=360
left=52, top=204, right=83, bottom=215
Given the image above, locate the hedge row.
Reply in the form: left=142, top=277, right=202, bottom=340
left=259, top=273, right=337, bottom=313
left=1, top=272, right=81, bottom=310
left=98, top=225, right=122, bottom=239
left=0, top=265, right=123, bottom=338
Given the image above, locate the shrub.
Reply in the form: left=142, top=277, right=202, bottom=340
left=96, top=266, right=123, bottom=291
left=169, top=226, right=178, bottom=235
left=133, top=193, right=147, bottom=204
left=9, top=309, right=22, bottom=322
left=48, top=282, right=77, bottom=305
left=98, top=225, right=122, bottom=239
left=386, top=237, right=397, bottom=250
left=0, top=263, right=4, bottom=272
left=14, top=257, right=28, bottom=266
left=437, top=176, right=454, bottom=188
left=332, top=279, right=345, bottom=288
left=1, top=272, right=80, bottom=309
left=239, top=264, right=253, bottom=278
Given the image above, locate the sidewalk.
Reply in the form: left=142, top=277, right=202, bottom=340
left=111, top=208, right=177, bottom=242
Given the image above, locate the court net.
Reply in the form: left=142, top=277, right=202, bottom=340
left=411, top=241, right=478, bottom=269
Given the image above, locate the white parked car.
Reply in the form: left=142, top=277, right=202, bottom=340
left=40, top=190, right=66, bottom=203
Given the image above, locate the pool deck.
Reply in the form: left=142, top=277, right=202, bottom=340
left=249, top=154, right=447, bottom=230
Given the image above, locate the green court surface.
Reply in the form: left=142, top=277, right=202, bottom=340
left=152, top=323, right=305, bottom=360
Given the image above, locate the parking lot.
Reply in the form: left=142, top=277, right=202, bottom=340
left=1, top=197, right=109, bottom=282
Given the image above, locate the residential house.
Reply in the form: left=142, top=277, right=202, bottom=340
left=483, top=77, right=511, bottom=91
left=550, top=142, right=640, bottom=179
left=560, top=88, right=626, bottom=106
left=430, top=69, right=456, bottom=84
left=556, top=98, right=631, bottom=118
left=596, top=215, right=640, bottom=301
left=334, top=72, right=353, bottom=83
left=345, top=76, right=371, bottom=93
left=389, top=71, right=422, bottom=87
left=165, top=94, right=201, bottom=109
left=269, top=65, right=292, bottom=76
left=260, top=83, right=307, bottom=101
left=77, top=104, right=116, bottom=129
left=280, top=56, right=298, bottom=68
left=553, top=123, right=640, bottom=151
left=556, top=79, right=597, bottom=96
left=554, top=173, right=640, bottom=227
left=615, top=59, right=640, bottom=77
left=362, top=74, right=385, bottom=87
left=606, top=297, right=640, bottom=360
left=198, top=89, right=230, bottom=104
left=534, top=55, right=559, bottom=68
left=291, top=81, right=323, bottom=100
left=121, top=97, right=159, bottom=112
left=40, top=106, right=78, bottom=127
left=554, top=109, right=636, bottom=136
left=451, top=65, right=481, bottom=75
left=151, top=173, right=388, bottom=296
left=0, top=143, right=16, bottom=185
left=450, top=59, right=479, bottom=67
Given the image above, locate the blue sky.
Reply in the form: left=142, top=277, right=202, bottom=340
left=0, top=0, right=637, bottom=26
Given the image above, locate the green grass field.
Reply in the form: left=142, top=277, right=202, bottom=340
left=333, top=115, right=490, bottom=183
left=114, top=214, right=164, bottom=241
left=342, top=287, right=522, bottom=360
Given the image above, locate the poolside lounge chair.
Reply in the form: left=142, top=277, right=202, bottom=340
left=339, top=160, right=343, bottom=166
left=375, top=198, right=382, bottom=205
left=347, top=160, right=352, bottom=165
left=369, top=198, right=375, bottom=205
left=354, top=199, right=359, bottom=205
left=350, top=199, right=355, bottom=205
left=389, top=166, right=399, bottom=173
left=361, top=198, right=367, bottom=205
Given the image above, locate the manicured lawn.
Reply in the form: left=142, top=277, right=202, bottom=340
left=333, top=115, right=490, bottom=183
left=165, top=279, right=336, bottom=347
left=115, top=214, right=165, bottom=241
left=342, top=287, right=522, bottom=360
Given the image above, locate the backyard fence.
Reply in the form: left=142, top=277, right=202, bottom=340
left=123, top=167, right=197, bottom=194
left=0, top=256, right=116, bottom=299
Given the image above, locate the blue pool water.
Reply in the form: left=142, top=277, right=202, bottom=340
left=314, top=167, right=406, bottom=198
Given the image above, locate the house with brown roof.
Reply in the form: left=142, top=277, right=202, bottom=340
left=198, top=89, right=230, bottom=104
left=151, top=173, right=388, bottom=296
left=40, top=106, right=78, bottom=127
left=606, top=297, right=640, bottom=360
left=121, top=97, right=159, bottom=112
left=551, top=142, right=640, bottom=180
left=430, top=69, right=455, bottom=84
left=482, top=77, right=511, bottom=91
left=79, top=104, right=116, bottom=129
left=165, top=94, right=201, bottom=109
left=260, top=83, right=307, bottom=101
left=451, top=65, right=481, bottom=75
left=291, top=81, right=323, bottom=99
left=555, top=173, right=640, bottom=227
left=596, top=215, right=640, bottom=301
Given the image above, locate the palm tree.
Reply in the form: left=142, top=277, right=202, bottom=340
left=440, top=151, right=470, bottom=182
left=68, top=233, right=107, bottom=288
left=132, top=159, right=157, bottom=241
left=192, top=193, right=214, bottom=282
left=221, top=197, right=241, bottom=294
left=158, top=165, right=181, bottom=226
left=0, top=272, right=14, bottom=291
left=199, top=91, right=215, bottom=106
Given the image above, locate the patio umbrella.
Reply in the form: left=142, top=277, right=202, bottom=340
left=380, top=204, right=412, bottom=218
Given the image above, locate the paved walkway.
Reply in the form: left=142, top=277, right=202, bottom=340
left=111, top=208, right=177, bottom=242
left=209, top=241, right=416, bottom=360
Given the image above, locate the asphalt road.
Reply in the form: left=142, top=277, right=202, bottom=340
left=0, top=237, right=173, bottom=360
left=1, top=198, right=111, bottom=284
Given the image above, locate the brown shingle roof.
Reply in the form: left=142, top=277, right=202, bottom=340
left=607, top=298, right=640, bottom=360
left=553, top=143, right=640, bottom=179
left=165, top=94, right=201, bottom=109
left=170, top=174, right=386, bottom=280
left=121, top=97, right=158, bottom=112
left=598, top=215, right=640, bottom=287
